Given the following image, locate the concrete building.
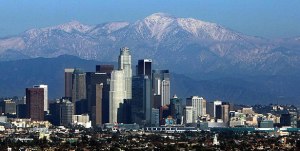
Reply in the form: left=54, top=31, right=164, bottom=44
left=26, top=88, right=44, bottom=121
left=151, top=108, right=160, bottom=127
left=109, top=70, right=126, bottom=123
left=131, top=75, right=152, bottom=125
left=215, top=102, right=230, bottom=124
left=49, top=98, right=74, bottom=126
left=118, top=47, right=132, bottom=99
left=170, top=95, right=183, bottom=124
left=186, top=96, right=206, bottom=118
left=86, top=71, right=112, bottom=126
left=213, top=100, right=222, bottom=118
left=1, top=100, right=16, bottom=115
left=206, top=102, right=214, bottom=118
left=33, top=84, right=48, bottom=112
left=222, top=103, right=230, bottom=124
left=137, top=59, right=152, bottom=78
left=64, top=68, right=74, bottom=98
left=184, top=106, right=195, bottom=124
left=152, top=70, right=170, bottom=106
left=72, top=68, right=86, bottom=114
left=161, top=80, right=170, bottom=106
left=96, top=65, right=114, bottom=74
left=72, top=114, right=92, bottom=128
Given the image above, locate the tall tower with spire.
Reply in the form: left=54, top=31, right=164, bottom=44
left=118, top=47, right=132, bottom=99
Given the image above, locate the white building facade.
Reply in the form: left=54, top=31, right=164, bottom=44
left=109, top=70, right=126, bottom=123
left=118, top=47, right=132, bottom=99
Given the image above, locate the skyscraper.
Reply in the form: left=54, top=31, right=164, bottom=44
left=72, top=68, right=86, bottom=114
left=184, top=106, right=195, bottom=124
left=131, top=75, right=152, bottom=125
left=86, top=72, right=105, bottom=125
left=206, top=101, right=215, bottom=118
left=49, top=98, right=74, bottom=126
left=152, top=70, right=170, bottom=106
left=118, top=47, right=132, bottom=99
left=213, top=100, right=222, bottom=118
left=26, top=88, right=44, bottom=121
left=33, top=84, right=48, bottom=112
left=64, top=68, right=74, bottom=98
left=186, top=96, right=206, bottom=118
left=161, top=80, right=170, bottom=106
left=109, top=70, right=126, bottom=123
left=86, top=72, right=109, bottom=126
left=151, top=108, right=160, bottom=126
left=215, top=102, right=230, bottom=124
left=137, top=59, right=152, bottom=78
left=96, top=66, right=113, bottom=124
left=96, top=65, right=114, bottom=74
left=170, top=95, right=183, bottom=124
left=221, top=103, right=230, bottom=124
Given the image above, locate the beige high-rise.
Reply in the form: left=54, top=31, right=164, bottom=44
left=118, top=47, right=132, bottom=99
left=109, top=70, right=126, bottom=123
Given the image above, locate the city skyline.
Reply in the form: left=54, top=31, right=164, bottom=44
left=0, top=1, right=300, bottom=150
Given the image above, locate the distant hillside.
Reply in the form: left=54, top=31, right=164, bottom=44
left=0, top=55, right=112, bottom=98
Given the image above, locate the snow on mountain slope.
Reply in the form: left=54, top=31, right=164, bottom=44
left=0, top=13, right=299, bottom=76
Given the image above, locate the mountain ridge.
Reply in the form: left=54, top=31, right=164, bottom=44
left=0, top=13, right=299, bottom=92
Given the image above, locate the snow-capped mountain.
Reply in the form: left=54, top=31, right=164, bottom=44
left=0, top=13, right=299, bottom=76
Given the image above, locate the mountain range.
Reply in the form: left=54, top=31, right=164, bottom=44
left=0, top=13, right=299, bottom=104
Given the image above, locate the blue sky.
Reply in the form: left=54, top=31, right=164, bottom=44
left=0, top=0, right=299, bottom=38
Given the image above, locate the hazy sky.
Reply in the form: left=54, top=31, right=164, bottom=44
left=0, top=0, right=299, bottom=38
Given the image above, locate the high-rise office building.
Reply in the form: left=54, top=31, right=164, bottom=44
left=26, top=88, right=44, bottom=121
left=170, top=95, right=183, bottom=124
left=0, top=100, right=16, bottom=115
left=86, top=71, right=111, bottom=126
left=215, top=102, right=230, bottom=124
left=33, top=84, right=48, bottom=112
left=90, top=65, right=114, bottom=124
left=151, top=108, right=160, bottom=126
left=137, top=59, right=152, bottom=78
left=131, top=75, right=151, bottom=125
left=221, top=103, right=230, bottom=124
left=95, top=84, right=103, bottom=125
left=206, top=102, right=214, bottom=118
left=152, top=70, right=170, bottom=106
left=118, top=47, right=132, bottom=99
left=17, top=104, right=27, bottom=118
left=153, top=95, right=162, bottom=109
left=49, top=98, right=74, bottom=126
left=117, top=99, right=132, bottom=124
left=161, top=80, right=170, bottom=106
left=215, top=105, right=222, bottom=121
left=96, top=65, right=114, bottom=74
left=64, top=68, right=74, bottom=98
left=213, top=100, right=222, bottom=118
left=186, top=96, right=206, bottom=118
left=109, top=70, right=126, bottom=123
left=184, top=106, right=195, bottom=124
left=72, top=68, right=86, bottom=114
